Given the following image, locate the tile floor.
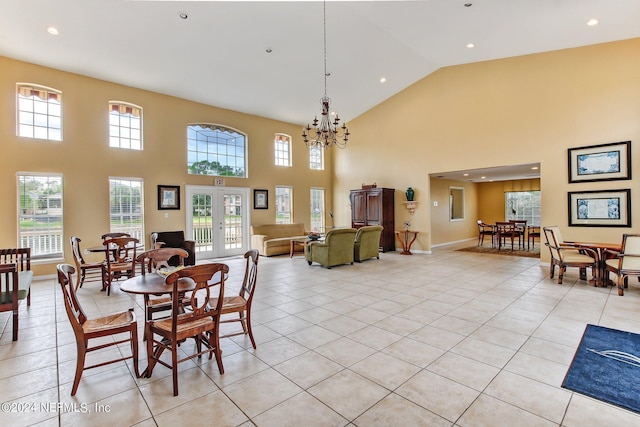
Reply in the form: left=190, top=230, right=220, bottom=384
left=2, top=242, right=640, bottom=426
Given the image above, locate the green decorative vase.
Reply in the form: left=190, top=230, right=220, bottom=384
left=405, top=187, right=415, bottom=202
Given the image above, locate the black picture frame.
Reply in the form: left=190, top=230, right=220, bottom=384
left=253, top=189, right=268, bottom=209
left=158, top=185, right=180, bottom=210
left=568, top=189, right=631, bottom=227
left=568, top=141, right=631, bottom=183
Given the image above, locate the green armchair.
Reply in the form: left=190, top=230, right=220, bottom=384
left=306, top=228, right=357, bottom=268
left=354, top=225, right=383, bottom=262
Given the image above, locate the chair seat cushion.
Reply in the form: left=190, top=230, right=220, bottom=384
left=219, top=296, right=247, bottom=313
left=83, top=310, right=135, bottom=334
left=153, top=315, right=214, bottom=335
left=563, top=253, right=595, bottom=263
left=0, top=270, right=33, bottom=303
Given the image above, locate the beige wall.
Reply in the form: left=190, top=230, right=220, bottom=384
left=0, top=57, right=332, bottom=276
left=429, top=178, right=478, bottom=246
left=334, top=38, right=640, bottom=253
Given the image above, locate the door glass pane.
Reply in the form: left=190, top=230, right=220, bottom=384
left=224, top=194, right=243, bottom=249
left=192, top=193, right=213, bottom=252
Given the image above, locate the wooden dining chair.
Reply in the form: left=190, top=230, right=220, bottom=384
left=146, top=263, right=228, bottom=396
left=604, top=234, right=640, bottom=296
left=135, top=247, right=189, bottom=339
left=477, top=220, right=496, bottom=247
left=216, top=249, right=259, bottom=349
left=495, top=222, right=517, bottom=250
left=509, top=219, right=527, bottom=249
left=0, top=248, right=33, bottom=341
left=543, top=226, right=599, bottom=284
left=56, top=264, right=139, bottom=396
left=103, top=237, right=138, bottom=295
left=70, top=236, right=105, bottom=290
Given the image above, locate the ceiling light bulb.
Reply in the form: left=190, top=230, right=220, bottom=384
left=463, top=173, right=469, bottom=176
left=466, top=43, right=475, bottom=48
left=481, top=176, right=486, bottom=179
left=587, top=18, right=599, bottom=26
left=47, top=26, right=59, bottom=35
left=380, top=77, right=386, bottom=83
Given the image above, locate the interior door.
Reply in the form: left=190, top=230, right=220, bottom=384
left=186, top=185, right=250, bottom=259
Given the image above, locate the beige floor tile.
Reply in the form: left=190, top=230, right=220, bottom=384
left=221, top=368, right=303, bottom=418
left=427, top=352, right=500, bottom=391
left=60, top=388, right=151, bottom=427
left=153, top=390, right=248, bottom=427
left=252, top=391, right=348, bottom=427
left=484, top=370, right=571, bottom=423
left=395, top=370, right=479, bottom=422
left=274, top=351, right=343, bottom=389
left=350, top=352, right=421, bottom=390
left=0, top=387, right=59, bottom=426
left=287, top=325, right=342, bottom=349
left=315, top=337, right=377, bottom=367
left=562, top=393, right=640, bottom=426
left=318, top=315, right=368, bottom=336
left=450, top=336, right=516, bottom=368
left=308, top=370, right=389, bottom=420
left=381, top=337, right=446, bottom=368
left=457, top=393, right=557, bottom=427
left=251, top=336, right=309, bottom=365
left=347, top=325, right=403, bottom=350
left=503, top=351, right=568, bottom=387
left=409, top=325, right=466, bottom=350
left=354, top=393, right=451, bottom=427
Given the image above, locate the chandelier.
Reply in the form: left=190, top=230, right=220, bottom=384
left=302, top=0, right=350, bottom=149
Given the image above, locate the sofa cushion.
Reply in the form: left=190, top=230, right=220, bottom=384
left=251, top=224, right=305, bottom=240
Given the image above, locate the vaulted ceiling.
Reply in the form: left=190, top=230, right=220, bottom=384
left=2, top=0, right=639, bottom=127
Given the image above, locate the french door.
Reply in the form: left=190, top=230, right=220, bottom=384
left=186, top=185, right=250, bottom=259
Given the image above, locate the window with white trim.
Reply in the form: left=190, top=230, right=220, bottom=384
left=109, top=101, right=143, bottom=150
left=309, top=145, right=324, bottom=170
left=187, top=124, right=247, bottom=177
left=17, top=173, right=64, bottom=258
left=275, top=186, right=293, bottom=224
left=505, top=191, right=541, bottom=225
left=109, top=178, right=144, bottom=241
left=275, top=133, right=292, bottom=166
left=310, top=187, right=325, bottom=232
left=17, top=84, right=62, bottom=141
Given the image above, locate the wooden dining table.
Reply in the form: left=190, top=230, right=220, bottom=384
left=571, top=241, right=621, bottom=287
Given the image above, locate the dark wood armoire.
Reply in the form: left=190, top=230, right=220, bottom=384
left=350, top=187, right=395, bottom=252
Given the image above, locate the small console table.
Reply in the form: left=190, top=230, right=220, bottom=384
left=394, top=230, right=418, bottom=255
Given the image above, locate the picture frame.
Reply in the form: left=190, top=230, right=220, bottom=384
left=568, top=141, right=631, bottom=183
left=157, top=185, right=180, bottom=210
left=253, top=189, right=268, bottom=209
left=568, top=189, right=631, bottom=227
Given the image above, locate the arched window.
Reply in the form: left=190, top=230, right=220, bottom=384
left=187, top=124, right=247, bottom=177
left=17, top=84, right=62, bottom=141
left=275, top=133, right=292, bottom=166
left=109, top=101, right=143, bottom=150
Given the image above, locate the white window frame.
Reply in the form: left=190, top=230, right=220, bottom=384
left=275, top=133, right=292, bottom=167
left=187, top=124, right=248, bottom=178
left=309, top=145, right=324, bottom=170
left=275, top=186, right=293, bottom=224
left=109, top=101, right=143, bottom=150
left=310, top=187, right=325, bottom=232
left=109, top=177, right=144, bottom=241
left=16, top=84, right=62, bottom=141
left=17, top=173, right=64, bottom=259
left=506, top=191, right=541, bottom=226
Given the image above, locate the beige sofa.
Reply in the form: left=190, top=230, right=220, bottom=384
left=250, top=223, right=308, bottom=256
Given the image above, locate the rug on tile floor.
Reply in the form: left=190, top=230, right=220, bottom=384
left=562, top=324, right=640, bottom=414
left=455, top=245, right=540, bottom=258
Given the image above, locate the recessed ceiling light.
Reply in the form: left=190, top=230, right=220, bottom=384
left=265, top=48, right=273, bottom=53
left=531, top=166, right=539, bottom=170
left=463, top=173, right=469, bottom=176
left=481, top=176, right=486, bottom=179
left=466, top=43, right=475, bottom=49
left=379, top=77, right=386, bottom=83
left=587, top=18, right=599, bottom=26
left=464, top=3, right=472, bottom=7
left=47, top=26, right=59, bottom=35
left=178, top=11, right=188, bottom=20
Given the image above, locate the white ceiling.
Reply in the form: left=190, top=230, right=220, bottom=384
left=2, top=0, right=640, bottom=128
left=431, top=163, right=541, bottom=182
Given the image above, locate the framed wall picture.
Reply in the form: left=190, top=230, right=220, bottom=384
left=568, top=141, right=631, bottom=183
left=254, top=189, right=268, bottom=209
left=568, top=189, right=631, bottom=227
left=158, top=185, right=180, bottom=210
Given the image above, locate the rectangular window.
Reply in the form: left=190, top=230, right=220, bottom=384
left=17, top=174, right=64, bottom=258
left=310, top=187, right=325, bottom=232
left=109, top=178, right=144, bottom=241
left=505, top=191, right=541, bottom=225
left=17, top=84, right=62, bottom=141
left=275, top=134, right=292, bottom=167
left=309, top=145, right=324, bottom=170
left=109, top=102, right=143, bottom=150
left=275, top=186, right=293, bottom=224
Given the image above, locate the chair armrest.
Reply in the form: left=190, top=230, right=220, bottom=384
left=558, top=246, right=599, bottom=260
left=183, top=240, right=195, bottom=252
left=154, top=241, right=166, bottom=249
